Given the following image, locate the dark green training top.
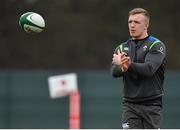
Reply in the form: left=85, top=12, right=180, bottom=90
left=111, top=36, right=166, bottom=106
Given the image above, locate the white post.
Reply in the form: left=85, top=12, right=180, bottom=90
left=48, top=73, right=80, bottom=128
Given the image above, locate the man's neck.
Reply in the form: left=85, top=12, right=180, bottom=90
left=132, top=33, right=149, bottom=40
left=132, top=35, right=149, bottom=41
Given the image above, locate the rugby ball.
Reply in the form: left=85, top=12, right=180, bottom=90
left=19, top=12, right=45, bottom=33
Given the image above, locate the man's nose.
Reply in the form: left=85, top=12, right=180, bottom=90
left=130, top=23, right=135, bottom=28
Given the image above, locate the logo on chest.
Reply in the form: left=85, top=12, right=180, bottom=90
left=143, top=45, right=148, bottom=51
left=124, top=47, right=129, bottom=51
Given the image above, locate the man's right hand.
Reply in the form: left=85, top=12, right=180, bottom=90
left=112, top=50, right=131, bottom=72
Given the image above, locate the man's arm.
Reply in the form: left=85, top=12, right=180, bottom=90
left=111, top=64, right=124, bottom=77
left=128, top=42, right=166, bottom=76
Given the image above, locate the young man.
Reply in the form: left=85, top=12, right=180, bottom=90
left=111, top=8, right=166, bottom=129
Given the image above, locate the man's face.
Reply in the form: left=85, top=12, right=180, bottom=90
left=128, top=14, right=149, bottom=39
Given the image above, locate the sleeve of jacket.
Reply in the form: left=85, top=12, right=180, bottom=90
left=128, top=41, right=166, bottom=76
left=111, top=64, right=124, bottom=77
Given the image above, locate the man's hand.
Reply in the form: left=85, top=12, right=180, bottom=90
left=112, top=50, right=131, bottom=72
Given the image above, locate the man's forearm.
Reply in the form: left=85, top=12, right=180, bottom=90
left=129, top=62, right=159, bottom=76
left=111, top=64, right=124, bottom=77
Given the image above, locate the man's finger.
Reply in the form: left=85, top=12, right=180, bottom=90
left=120, top=59, right=129, bottom=65
left=121, top=56, right=129, bottom=61
left=113, top=54, right=116, bottom=57
left=120, top=57, right=130, bottom=64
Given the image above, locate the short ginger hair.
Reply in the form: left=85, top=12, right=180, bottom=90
left=129, top=8, right=150, bottom=21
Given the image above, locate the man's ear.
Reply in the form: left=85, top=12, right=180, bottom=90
left=145, top=20, right=149, bottom=29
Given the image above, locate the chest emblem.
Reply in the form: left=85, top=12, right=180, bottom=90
left=143, top=45, right=148, bottom=51
left=124, top=47, right=129, bottom=51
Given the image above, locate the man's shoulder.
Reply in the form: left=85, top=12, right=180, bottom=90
left=147, top=36, right=166, bottom=49
left=147, top=36, right=164, bottom=44
left=147, top=36, right=166, bottom=54
left=148, top=36, right=160, bottom=41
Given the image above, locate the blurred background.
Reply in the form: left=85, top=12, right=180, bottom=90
left=0, top=0, right=180, bottom=128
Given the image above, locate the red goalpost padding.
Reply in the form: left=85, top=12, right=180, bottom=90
left=70, top=91, right=81, bottom=129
